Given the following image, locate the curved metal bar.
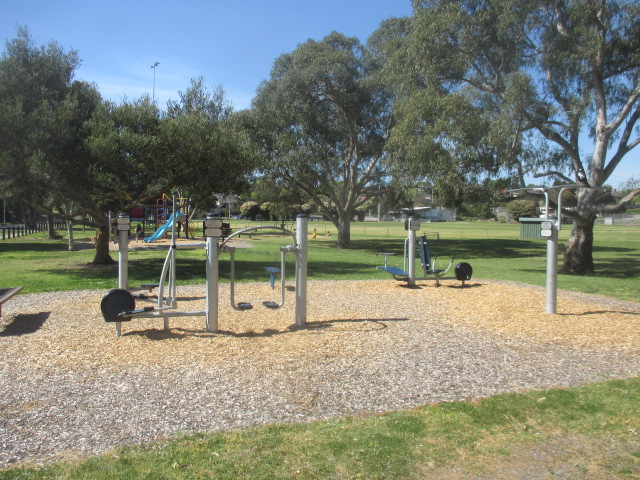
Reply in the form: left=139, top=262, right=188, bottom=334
left=157, top=246, right=173, bottom=308
left=220, top=225, right=296, bottom=249
left=228, top=248, right=253, bottom=311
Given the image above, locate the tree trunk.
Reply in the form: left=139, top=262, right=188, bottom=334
left=91, top=222, right=115, bottom=265
left=46, top=214, right=62, bottom=239
left=562, top=189, right=597, bottom=274
left=562, top=220, right=595, bottom=273
left=336, top=216, right=351, bottom=249
left=67, top=219, right=75, bottom=251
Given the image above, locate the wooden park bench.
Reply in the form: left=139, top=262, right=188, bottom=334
left=0, top=287, right=23, bottom=317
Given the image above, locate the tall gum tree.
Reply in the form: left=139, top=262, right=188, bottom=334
left=383, top=0, right=640, bottom=273
left=251, top=32, right=393, bottom=249
left=0, top=27, right=88, bottom=237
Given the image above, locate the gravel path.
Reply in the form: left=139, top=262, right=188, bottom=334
left=1, top=279, right=639, bottom=469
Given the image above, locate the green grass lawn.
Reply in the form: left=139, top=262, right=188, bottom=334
left=2, top=220, right=638, bottom=302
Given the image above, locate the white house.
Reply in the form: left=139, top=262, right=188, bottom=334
left=412, top=206, right=457, bottom=222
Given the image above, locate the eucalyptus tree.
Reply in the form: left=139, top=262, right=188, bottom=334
left=163, top=77, right=255, bottom=198
left=249, top=175, right=310, bottom=221
left=0, top=27, right=94, bottom=237
left=251, top=32, right=393, bottom=248
left=379, top=0, right=640, bottom=273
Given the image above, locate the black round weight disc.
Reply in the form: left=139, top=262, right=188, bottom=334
left=454, top=262, right=473, bottom=281
left=101, top=289, right=135, bottom=322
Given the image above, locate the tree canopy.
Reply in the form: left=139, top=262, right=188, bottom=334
left=0, top=29, right=257, bottom=264
left=0, top=27, right=93, bottom=231
left=375, top=0, right=640, bottom=273
left=251, top=32, right=393, bottom=248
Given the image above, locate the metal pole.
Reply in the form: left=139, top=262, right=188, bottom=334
left=164, top=192, right=177, bottom=330
left=117, top=214, right=129, bottom=289
left=408, top=217, right=417, bottom=286
left=170, top=193, right=177, bottom=306
left=545, top=185, right=575, bottom=314
left=151, top=62, right=159, bottom=102
left=116, top=213, right=130, bottom=337
left=546, top=224, right=558, bottom=314
left=205, top=213, right=219, bottom=332
left=295, top=214, right=308, bottom=327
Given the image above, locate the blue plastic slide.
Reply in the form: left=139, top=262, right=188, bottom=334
left=144, top=213, right=175, bottom=242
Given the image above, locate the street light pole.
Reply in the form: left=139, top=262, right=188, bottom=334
left=151, top=61, right=160, bottom=102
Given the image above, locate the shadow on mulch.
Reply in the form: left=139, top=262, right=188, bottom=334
left=0, top=312, right=51, bottom=336
left=120, top=317, right=411, bottom=340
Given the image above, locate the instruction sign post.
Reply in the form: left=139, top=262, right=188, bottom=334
left=511, top=185, right=582, bottom=314
left=115, top=213, right=130, bottom=337
left=544, top=220, right=559, bottom=314
left=204, top=214, right=221, bottom=332
left=204, top=218, right=223, bottom=238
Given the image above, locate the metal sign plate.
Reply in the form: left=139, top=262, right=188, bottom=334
left=540, top=221, right=553, bottom=230
left=409, top=218, right=420, bottom=231
left=204, top=219, right=223, bottom=228
left=116, top=217, right=130, bottom=225
left=540, top=220, right=553, bottom=237
left=204, top=228, right=223, bottom=237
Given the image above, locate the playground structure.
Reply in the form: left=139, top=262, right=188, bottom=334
left=376, top=217, right=473, bottom=287
left=144, top=194, right=190, bottom=243
left=101, top=193, right=309, bottom=337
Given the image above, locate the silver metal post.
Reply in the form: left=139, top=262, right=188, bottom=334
left=408, top=217, right=418, bottom=286
left=163, top=193, right=178, bottom=330
left=170, top=192, right=177, bottom=306
left=116, top=213, right=130, bottom=337
left=546, top=225, right=558, bottom=314
left=545, top=185, right=574, bottom=314
left=295, top=214, right=308, bottom=327
left=205, top=213, right=219, bottom=332
left=151, top=61, right=159, bottom=102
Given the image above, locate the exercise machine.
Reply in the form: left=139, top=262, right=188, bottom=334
left=100, top=193, right=309, bottom=337
left=376, top=217, right=472, bottom=286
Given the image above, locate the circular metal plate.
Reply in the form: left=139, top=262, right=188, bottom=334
left=101, top=289, right=135, bottom=322
left=454, top=262, right=473, bottom=281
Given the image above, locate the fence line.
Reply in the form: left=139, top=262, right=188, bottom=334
left=1, top=221, right=65, bottom=240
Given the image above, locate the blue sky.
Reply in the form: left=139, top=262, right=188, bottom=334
left=1, top=0, right=637, bottom=188
left=1, top=0, right=412, bottom=110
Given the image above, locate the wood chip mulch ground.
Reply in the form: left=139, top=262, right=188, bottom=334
left=1, top=279, right=639, bottom=469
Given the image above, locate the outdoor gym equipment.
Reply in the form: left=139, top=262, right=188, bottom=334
left=220, top=225, right=298, bottom=311
left=510, top=184, right=585, bottom=314
left=100, top=193, right=309, bottom=337
left=376, top=217, right=473, bottom=286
